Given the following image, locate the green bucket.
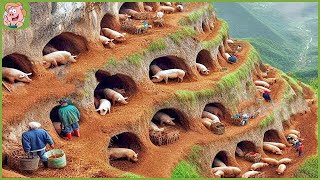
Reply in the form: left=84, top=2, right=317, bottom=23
left=45, top=149, right=67, bottom=168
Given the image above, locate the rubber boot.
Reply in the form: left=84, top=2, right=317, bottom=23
left=43, top=161, right=49, bottom=168
left=66, top=132, right=72, bottom=140
left=74, top=130, right=80, bottom=137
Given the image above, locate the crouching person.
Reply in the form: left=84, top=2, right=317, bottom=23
left=58, top=98, right=80, bottom=140
left=22, top=122, right=54, bottom=168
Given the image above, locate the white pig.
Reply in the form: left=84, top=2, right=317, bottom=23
left=250, top=162, right=269, bottom=171
left=108, top=148, right=138, bottom=162
left=263, top=144, right=283, bottom=155
left=212, top=166, right=241, bottom=177
left=42, top=51, right=77, bottom=68
left=151, top=69, right=185, bottom=84
left=264, top=142, right=286, bottom=150
left=202, top=111, right=220, bottom=123
left=242, top=171, right=260, bottom=178
left=200, top=118, right=214, bottom=130
left=254, top=80, right=270, bottom=88
left=153, top=112, right=175, bottom=126
left=213, top=158, right=227, bottom=167
left=256, top=85, right=271, bottom=93
left=158, top=6, right=175, bottom=13
left=235, top=146, right=245, bottom=157
left=2, top=67, right=32, bottom=83
left=103, top=88, right=128, bottom=105
left=289, top=130, right=300, bottom=137
left=278, top=158, right=292, bottom=164
left=150, top=64, right=162, bottom=75
left=276, top=164, right=286, bottom=175
left=99, top=35, right=115, bottom=49
left=204, top=106, right=224, bottom=118
left=176, top=5, right=183, bottom=12
left=213, top=169, right=224, bottom=178
left=196, top=63, right=210, bottom=75
left=101, top=28, right=126, bottom=42
left=118, top=14, right=131, bottom=21
left=149, top=121, right=164, bottom=132
left=261, top=158, right=279, bottom=166
left=95, top=99, right=111, bottom=115
left=156, top=11, right=164, bottom=19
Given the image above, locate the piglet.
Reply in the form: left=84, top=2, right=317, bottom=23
left=42, top=51, right=77, bottom=68
left=159, top=6, right=175, bottom=13
left=250, top=162, right=269, bottom=171
left=2, top=67, right=32, bottom=83
left=99, top=35, right=115, bottom=49
left=263, top=143, right=283, bottom=155
left=261, top=158, right=279, bottom=166
left=175, top=5, right=183, bottom=12
left=103, top=88, right=128, bottom=105
left=278, top=158, right=292, bottom=164
left=154, top=112, right=175, bottom=126
left=149, top=121, right=164, bottom=132
left=256, top=85, right=271, bottom=93
left=204, top=106, right=224, bottom=119
left=254, top=80, right=270, bottom=88
left=196, top=63, right=210, bottom=75
left=242, top=171, right=260, bottom=178
left=202, top=111, right=220, bottom=123
left=151, top=69, right=185, bottom=84
left=95, top=99, right=111, bottom=115
left=264, top=142, right=286, bottom=150
left=108, top=148, right=138, bottom=162
left=276, top=164, right=286, bottom=175
left=101, top=28, right=126, bottom=42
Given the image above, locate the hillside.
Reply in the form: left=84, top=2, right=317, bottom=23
left=1, top=2, right=318, bottom=178
left=214, top=2, right=318, bottom=88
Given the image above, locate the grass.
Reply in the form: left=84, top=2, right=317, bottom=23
left=294, top=155, right=318, bottom=178
left=179, top=4, right=214, bottom=25
left=120, top=172, right=144, bottom=178
left=171, top=160, right=201, bottom=178
left=175, top=89, right=214, bottom=106
left=281, top=72, right=303, bottom=93
left=146, top=38, right=167, bottom=52
left=168, top=27, right=197, bottom=45
left=259, top=113, right=275, bottom=129
left=106, top=56, right=118, bottom=67
left=201, top=19, right=229, bottom=49
left=126, top=53, right=142, bottom=66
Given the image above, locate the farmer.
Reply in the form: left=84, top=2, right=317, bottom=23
left=21, top=122, right=54, bottom=168
left=241, top=113, right=250, bottom=126
left=225, top=53, right=238, bottom=64
left=298, top=143, right=304, bottom=157
left=263, top=91, right=271, bottom=102
left=58, top=98, right=80, bottom=140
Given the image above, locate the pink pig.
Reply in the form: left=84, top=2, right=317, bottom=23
left=4, top=2, right=26, bottom=28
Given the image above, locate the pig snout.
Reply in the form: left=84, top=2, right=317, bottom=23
left=18, top=74, right=32, bottom=83
left=166, top=119, right=175, bottom=126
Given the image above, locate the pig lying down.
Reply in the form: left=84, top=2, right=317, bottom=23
left=103, top=88, right=128, bottom=105
left=149, top=121, right=164, bottom=132
left=153, top=112, right=175, bottom=126
left=95, top=99, right=111, bottom=115
left=42, top=51, right=77, bottom=68
left=263, top=143, right=283, bottom=155
left=108, top=148, right=138, bottom=162
left=99, top=35, right=115, bottom=49
left=2, top=67, right=32, bottom=83
left=151, top=69, right=186, bottom=84
left=101, top=28, right=126, bottom=42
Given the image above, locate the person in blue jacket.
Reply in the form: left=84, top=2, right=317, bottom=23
left=22, top=121, right=54, bottom=168
left=58, top=98, right=80, bottom=140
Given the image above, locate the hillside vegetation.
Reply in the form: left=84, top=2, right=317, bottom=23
left=215, top=2, right=318, bottom=90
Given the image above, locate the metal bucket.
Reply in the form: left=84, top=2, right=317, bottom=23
left=19, top=156, right=40, bottom=171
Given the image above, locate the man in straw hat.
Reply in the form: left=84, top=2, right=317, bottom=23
left=22, top=121, right=54, bottom=168
left=58, top=98, right=80, bottom=140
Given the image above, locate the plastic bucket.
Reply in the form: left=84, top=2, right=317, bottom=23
left=19, top=157, right=40, bottom=171
left=45, top=149, right=67, bottom=168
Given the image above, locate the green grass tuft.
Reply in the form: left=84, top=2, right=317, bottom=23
left=106, top=56, right=118, bottom=67
left=147, top=38, right=167, bottom=52
left=171, top=160, right=201, bottom=178
left=126, top=53, right=142, bottom=66
left=175, top=89, right=214, bottom=106
left=259, top=113, right=275, bottom=129
left=201, top=19, right=229, bottom=49
left=168, top=27, right=197, bottom=45
left=294, top=155, right=318, bottom=178
left=120, top=172, right=144, bottom=178
left=179, top=5, right=214, bottom=26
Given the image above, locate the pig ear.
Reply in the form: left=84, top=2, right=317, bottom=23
left=124, top=97, right=128, bottom=100
left=171, top=118, right=175, bottom=121
left=7, top=6, right=12, bottom=10
left=19, top=5, right=23, bottom=10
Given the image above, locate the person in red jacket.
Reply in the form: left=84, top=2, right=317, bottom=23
left=298, top=143, right=304, bottom=157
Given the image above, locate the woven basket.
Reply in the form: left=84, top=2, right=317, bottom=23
left=244, top=152, right=261, bottom=163
left=211, top=122, right=225, bottom=135
left=149, top=127, right=180, bottom=146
